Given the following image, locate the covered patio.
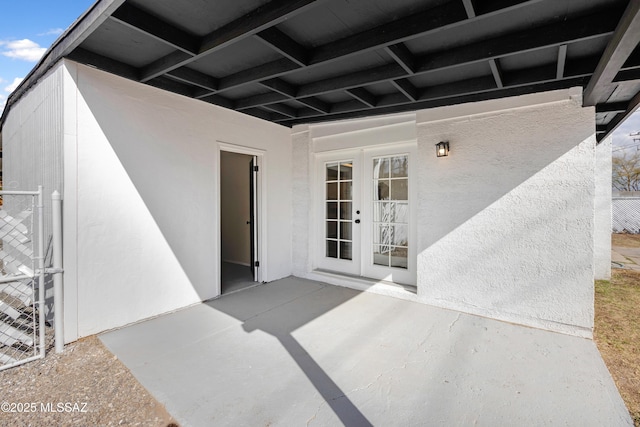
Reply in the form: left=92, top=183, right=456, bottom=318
left=100, top=277, right=632, bottom=426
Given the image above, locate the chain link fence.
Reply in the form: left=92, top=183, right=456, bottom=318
left=612, top=197, right=640, bottom=234
left=0, top=189, right=48, bottom=370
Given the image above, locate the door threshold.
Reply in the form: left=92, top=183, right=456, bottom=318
left=305, top=270, right=419, bottom=303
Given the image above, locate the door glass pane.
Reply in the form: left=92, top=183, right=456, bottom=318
left=390, top=247, right=408, bottom=268
left=375, top=180, right=390, bottom=200
left=373, top=158, right=389, bottom=179
left=340, top=242, right=352, bottom=260
left=373, top=224, right=389, bottom=245
left=373, top=245, right=389, bottom=266
left=327, top=182, right=338, bottom=200
left=340, top=221, right=352, bottom=240
left=391, top=225, right=408, bottom=246
left=327, top=221, right=338, bottom=239
left=390, top=179, right=408, bottom=201
left=326, top=163, right=339, bottom=181
left=340, top=162, right=353, bottom=180
left=340, top=181, right=352, bottom=200
left=340, top=202, right=352, bottom=220
left=390, top=156, right=408, bottom=178
left=393, top=202, right=408, bottom=223
left=372, top=155, right=408, bottom=270
left=327, top=240, right=338, bottom=258
left=373, top=202, right=391, bottom=223
left=326, top=202, right=338, bottom=219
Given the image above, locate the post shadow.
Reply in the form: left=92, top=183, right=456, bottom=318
left=209, top=281, right=374, bottom=426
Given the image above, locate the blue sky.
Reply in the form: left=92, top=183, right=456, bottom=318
left=0, top=0, right=639, bottom=146
left=0, top=0, right=93, bottom=110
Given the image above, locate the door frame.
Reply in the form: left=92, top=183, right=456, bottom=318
left=311, top=142, right=417, bottom=286
left=216, top=141, right=267, bottom=296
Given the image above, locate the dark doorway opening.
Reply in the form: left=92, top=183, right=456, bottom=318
left=220, top=151, right=258, bottom=294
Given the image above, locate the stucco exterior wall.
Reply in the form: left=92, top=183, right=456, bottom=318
left=63, top=61, right=292, bottom=340
left=416, top=92, right=595, bottom=337
left=594, top=136, right=612, bottom=280
left=293, top=88, right=597, bottom=337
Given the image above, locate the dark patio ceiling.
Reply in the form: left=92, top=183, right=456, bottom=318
left=4, top=0, right=640, bottom=141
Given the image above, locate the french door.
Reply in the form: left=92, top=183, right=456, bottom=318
left=315, top=144, right=416, bottom=286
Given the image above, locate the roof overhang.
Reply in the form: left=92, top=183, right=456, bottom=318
left=2, top=0, right=640, bottom=142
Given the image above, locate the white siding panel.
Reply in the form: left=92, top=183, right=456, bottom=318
left=2, top=63, right=65, bottom=321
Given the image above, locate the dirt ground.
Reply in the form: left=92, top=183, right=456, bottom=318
left=612, top=233, right=640, bottom=249
left=594, top=234, right=640, bottom=426
left=0, top=335, right=178, bottom=427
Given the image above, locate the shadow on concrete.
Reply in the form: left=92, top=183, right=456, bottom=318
left=207, top=278, right=373, bottom=426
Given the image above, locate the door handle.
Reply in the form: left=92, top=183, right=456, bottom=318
left=355, top=219, right=361, bottom=224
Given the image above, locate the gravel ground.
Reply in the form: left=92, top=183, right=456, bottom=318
left=0, top=336, right=178, bottom=426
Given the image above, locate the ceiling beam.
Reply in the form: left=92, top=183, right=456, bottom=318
left=277, top=78, right=582, bottom=126
left=139, top=0, right=322, bottom=82
left=110, top=3, right=199, bottom=54
left=243, top=108, right=278, bottom=122
left=188, top=1, right=616, bottom=100
left=236, top=92, right=290, bottom=110
left=583, top=0, right=640, bottom=106
left=597, top=90, right=640, bottom=141
left=296, top=97, right=331, bottom=114
left=309, top=0, right=539, bottom=66
left=346, top=88, right=377, bottom=107
left=166, top=67, right=218, bottom=92
left=613, top=68, right=640, bottom=83
left=297, top=64, right=406, bottom=97
left=201, top=94, right=234, bottom=109
left=417, top=8, right=619, bottom=75
left=230, top=18, right=607, bottom=108
left=310, top=1, right=464, bottom=65
left=391, top=79, right=419, bottom=101
left=145, top=76, right=197, bottom=98
left=489, top=59, right=504, bottom=88
left=255, top=27, right=308, bottom=66
left=462, top=0, right=476, bottom=18
left=258, top=78, right=330, bottom=113
left=217, top=58, right=301, bottom=93
left=233, top=51, right=595, bottom=114
left=596, top=102, right=628, bottom=114
left=66, top=47, right=140, bottom=81
left=262, top=102, right=297, bottom=118
left=556, top=44, right=567, bottom=79
left=385, top=44, right=416, bottom=75
left=259, top=78, right=297, bottom=97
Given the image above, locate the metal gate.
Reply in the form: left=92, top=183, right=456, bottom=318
left=0, top=187, right=47, bottom=370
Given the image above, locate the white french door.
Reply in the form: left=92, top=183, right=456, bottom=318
left=315, top=144, right=416, bottom=286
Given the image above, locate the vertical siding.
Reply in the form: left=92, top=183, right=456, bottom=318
left=2, top=63, right=65, bottom=262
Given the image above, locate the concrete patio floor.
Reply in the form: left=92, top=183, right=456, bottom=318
left=99, top=277, right=632, bottom=427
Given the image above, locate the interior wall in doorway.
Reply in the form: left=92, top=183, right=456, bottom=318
left=221, top=151, right=252, bottom=266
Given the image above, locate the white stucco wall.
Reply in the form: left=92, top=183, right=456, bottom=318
left=594, top=136, right=612, bottom=280
left=63, top=61, right=292, bottom=340
left=416, top=91, right=595, bottom=337
left=292, top=88, right=598, bottom=337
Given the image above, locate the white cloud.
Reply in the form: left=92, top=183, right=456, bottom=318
left=38, top=28, right=64, bottom=37
left=0, top=39, right=46, bottom=62
left=5, top=77, right=23, bottom=93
